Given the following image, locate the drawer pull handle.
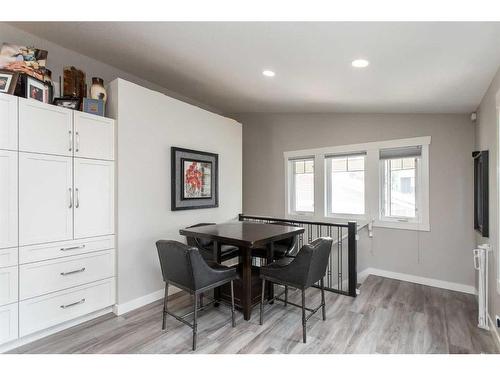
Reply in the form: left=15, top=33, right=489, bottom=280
left=60, top=267, right=86, bottom=276
left=60, top=298, right=86, bottom=309
left=60, top=245, right=86, bottom=252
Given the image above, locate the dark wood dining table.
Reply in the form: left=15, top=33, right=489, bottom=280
left=179, top=221, right=304, bottom=320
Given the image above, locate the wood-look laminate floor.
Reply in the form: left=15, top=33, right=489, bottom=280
left=9, top=275, right=500, bottom=354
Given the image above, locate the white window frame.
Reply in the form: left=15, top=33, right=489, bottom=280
left=325, top=153, right=367, bottom=221
left=284, top=136, right=431, bottom=231
left=286, top=157, right=315, bottom=216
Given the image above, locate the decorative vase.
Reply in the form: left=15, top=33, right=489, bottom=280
left=90, top=77, right=106, bottom=102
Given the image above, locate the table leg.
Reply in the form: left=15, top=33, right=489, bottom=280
left=213, top=240, right=221, bottom=306
left=267, top=242, right=274, bottom=303
left=241, top=246, right=252, bottom=320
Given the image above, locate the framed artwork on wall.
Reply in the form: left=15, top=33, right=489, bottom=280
left=171, top=147, right=219, bottom=210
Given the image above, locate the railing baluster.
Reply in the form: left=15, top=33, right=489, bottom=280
left=238, top=214, right=357, bottom=297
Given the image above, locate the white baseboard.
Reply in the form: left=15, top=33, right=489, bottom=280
left=113, top=286, right=180, bottom=316
left=0, top=307, right=113, bottom=353
left=358, top=267, right=477, bottom=295
left=489, top=314, right=500, bottom=352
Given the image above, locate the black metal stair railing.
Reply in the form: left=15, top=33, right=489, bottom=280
left=238, top=214, right=357, bottom=297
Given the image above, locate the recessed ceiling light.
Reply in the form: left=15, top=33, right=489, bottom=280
left=262, top=70, right=275, bottom=77
left=351, top=59, right=370, bottom=68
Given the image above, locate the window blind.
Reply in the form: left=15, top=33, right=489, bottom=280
left=379, top=146, right=422, bottom=160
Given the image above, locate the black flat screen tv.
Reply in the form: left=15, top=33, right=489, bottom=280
left=473, top=150, right=489, bottom=237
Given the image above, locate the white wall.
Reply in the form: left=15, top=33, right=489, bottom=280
left=108, top=79, right=242, bottom=306
left=474, top=65, right=500, bottom=343
left=0, top=23, right=219, bottom=113
left=233, top=112, right=475, bottom=290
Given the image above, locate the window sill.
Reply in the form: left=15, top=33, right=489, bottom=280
left=373, top=220, right=430, bottom=232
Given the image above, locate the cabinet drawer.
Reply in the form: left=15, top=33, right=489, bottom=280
left=0, top=302, right=18, bottom=346
left=19, top=98, right=73, bottom=156
left=74, top=112, right=114, bottom=160
left=0, top=266, right=18, bottom=306
left=20, top=235, right=115, bottom=264
left=19, top=278, right=115, bottom=337
left=20, top=250, right=115, bottom=300
left=0, top=248, right=18, bottom=268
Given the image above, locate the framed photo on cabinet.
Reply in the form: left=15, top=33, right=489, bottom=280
left=171, top=147, right=218, bottom=210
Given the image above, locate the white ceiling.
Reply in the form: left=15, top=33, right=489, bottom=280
left=11, top=22, right=500, bottom=114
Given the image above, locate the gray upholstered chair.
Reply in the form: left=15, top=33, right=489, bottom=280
left=259, top=237, right=333, bottom=343
left=156, top=240, right=238, bottom=350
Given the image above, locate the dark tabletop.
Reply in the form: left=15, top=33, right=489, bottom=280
left=179, top=221, right=304, bottom=248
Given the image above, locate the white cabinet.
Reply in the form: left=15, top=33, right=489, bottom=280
left=0, top=150, right=17, bottom=249
left=19, top=98, right=73, bottom=157
left=20, top=250, right=115, bottom=300
left=0, top=94, right=18, bottom=151
left=74, top=112, right=114, bottom=160
left=19, top=278, right=115, bottom=337
left=0, top=248, right=18, bottom=269
left=0, top=303, right=18, bottom=345
left=0, top=266, right=18, bottom=306
left=19, top=153, right=73, bottom=246
left=74, top=159, right=115, bottom=239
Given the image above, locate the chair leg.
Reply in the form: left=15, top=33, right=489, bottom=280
left=162, top=282, right=169, bottom=330
left=320, top=278, right=326, bottom=321
left=192, top=293, right=198, bottom=351
left=260, top=279, right=266, bottom=325
left=301, top=289, right=307, bottom=343
left=230, top=280, right=236, bottom=327
left=284, top=285, right=288, bottom=306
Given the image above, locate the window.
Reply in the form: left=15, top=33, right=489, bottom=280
left=326, top=154, right=365, bottom=216
left=290, top=158, right=314, bottom=213
left=284, top=137, right=430, bottom=231
left=380, top=146, right=421, bottom=223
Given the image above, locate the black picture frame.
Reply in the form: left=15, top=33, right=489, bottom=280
left=53, top=97, right=81, bottom=110
left=171, top=147, right=219, bottom=211
left=473, top=150, right=489, bottom=237
left=14, top=73, right=53, bottom=104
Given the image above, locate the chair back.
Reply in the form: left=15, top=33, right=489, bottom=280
left=186, top=223, right=215, bottom=250
left=156, top=240, right=197, bottom=291
left=270, top=221, right=299, bottom=255
left=305, top=237, right=333, bottom=287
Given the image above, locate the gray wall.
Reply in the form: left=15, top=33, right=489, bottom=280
left=233, top=112, right=475, bottom=287
left=474, top=65, right=500, bottom=342
left=0, top=23, right=218, bottom=113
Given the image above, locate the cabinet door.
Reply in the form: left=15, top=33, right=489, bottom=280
left=74, top=112, right=114, bottom=160
left=0, top=94, right=18, bottom=151
left=0, top=266, right=18, bottom=306
left=0, top=150, right=17, bottom=249
left=0, top=303, right=18, bottom=345
left=74, top=159, right=114, bottom=239
left=19, top=153, right=73, bottom=246
left=19, top=98, right=73, bottom=156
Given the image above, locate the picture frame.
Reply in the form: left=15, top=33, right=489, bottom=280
left=0, top=70, right=19, bottom=94
left=171, top=147, right=219, bottom=211
left=83, top=98, right=105, bottom=116
left=14, top=73, right=53, bottom=103
left=53, top=97, right=81, bottom=110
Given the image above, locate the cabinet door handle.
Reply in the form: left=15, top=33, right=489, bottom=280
left=75, top=188, right=80, bottom=208
left=60, top=245, right=86, bottom=252
left=68, top=188, right=73, bottom=209
left=75, top=131, right=80, bottom=152
left=60, top=298, right=86, bottom=309
left=60, top=267, right=86, bottom=276
left=69, top=130, right=72, bottom=152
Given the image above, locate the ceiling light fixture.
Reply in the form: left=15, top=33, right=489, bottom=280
left=262, top=70, right=276, bottom=77
left=351, top=59, right=370, bottom=68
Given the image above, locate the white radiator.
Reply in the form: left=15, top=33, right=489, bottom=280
left=473, top=244, right=491, bottom=330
